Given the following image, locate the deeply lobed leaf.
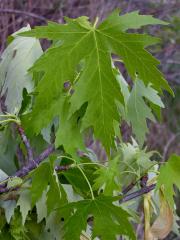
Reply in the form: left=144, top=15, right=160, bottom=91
left=20, top=10, right=171, bottom=153
left=60, top=196, right=136, bottom=240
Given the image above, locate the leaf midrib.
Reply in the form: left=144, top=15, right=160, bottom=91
left=93, top=30, right=106, bottom=139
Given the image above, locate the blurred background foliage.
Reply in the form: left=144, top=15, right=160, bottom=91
left=0, top=0, right=179, bottom=158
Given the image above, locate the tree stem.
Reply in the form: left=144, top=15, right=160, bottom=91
left=120, top=184, right=156, bottom=203
left=16, top=124, right=34, bottom=164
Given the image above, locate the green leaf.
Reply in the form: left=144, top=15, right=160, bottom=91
left=0, top=25, right=42, bottom=114
left=17, top=189, right=31, bottom=225
left=46, top=165, right=67, bottom=214
left=20, top=11, right=170, bottom=153
left=10, top=210, right=28, bottom=240
left=119, top=140, right=156, bottom=186
left=61, top=196, right=135, bottom=240
left=36, top=190, right=47, bottom=223
left=156, top=155, right=180, bottom=208
left=0, top=209, right=6, bottom=231
left=55, top=99, right=85, bottom=155
left=30, top=162, right=50, bottom=206
left=127, top=80, right=164, bottom=144
left=98, top=14, right=172, bottom=95
left=63, top=167, right=93, bottom=197
left=30, top=160, right=67, bottom=214
left=99, top=10, right=168, bottom=32
left=45, top=211, right=63, bottom=240
left=62, top=184, right=83, bottom=202
left=0, top=200, right=16, bottom=224
left=7, top=177, right=23, bottom=188
left=0, top=128, right=17, bottom=174
left=0, top=169, right=8, bottom=181
left=24, top=213, right=44, bottom=239
left=93, top=156, right=121, bottom=195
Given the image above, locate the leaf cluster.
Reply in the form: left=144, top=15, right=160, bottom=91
left=0, top=9, right=179, bottom=240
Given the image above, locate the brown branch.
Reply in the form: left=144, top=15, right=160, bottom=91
left=0, top=9, right=48, bottom=22
left=120, top=184, right=156, bottom=203
left=122, top=182, right=136, bottom=195
left=15, top=144, right=55, bottom=177
left=0, top=144, right=67, bottom=193
left=16, top=145, right=25, bottom=167
left=16, top=124, right=34, bottom=164
left=0, top=165, right=70, bottom=194
left=35, top=144, right=55, bottom=164
left=122, top=174, right=149, bottom=195
left=0, top=140, right=157, bottom=201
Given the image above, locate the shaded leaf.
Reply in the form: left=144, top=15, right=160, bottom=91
left=127, top=80, right=164, bottom=144
left=30, top=162, right=50, bottom=206
left=0, top=200, right=16, bottom=224
left=93, top=156, right=121, bottom=195
left=17, top=189, right=31, bottom=225
left=36, top=190, right=47, bottom=223
left=0, top=25, right=42, bottom=113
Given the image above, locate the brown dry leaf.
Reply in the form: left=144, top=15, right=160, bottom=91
left=150, top=194, right=173, bottom=239
left=144, top=187, right=173, bottom=240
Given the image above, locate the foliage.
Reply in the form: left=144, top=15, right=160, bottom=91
left=0, top=10, right=179, bottom=240
left=156, top=155, right=180, bottom=208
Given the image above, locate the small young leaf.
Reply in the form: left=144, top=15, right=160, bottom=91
left=93, top=156, right=121, bottom=195
left=7, top=177, right=23, bottom=188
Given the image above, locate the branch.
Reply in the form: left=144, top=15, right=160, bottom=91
left=122, top=182, right=136, bottom=195
left=16, top=124, right=34, bottom=164
left=0, top=165, right=69, bottom=194
left=16, top=144, right=55, bottom=177
left=16, top=145, right=25, bottom=167
left=120, top=184, right=156, bottom=203
left=0, top=141, right=156, bottom=201
left=35, top=144, right=55, bottom=164
left=0, top=144, right=56, bottom=193
left=122, top=175, right=148, bottom=194
left=0, top=9, right=48, bottom=22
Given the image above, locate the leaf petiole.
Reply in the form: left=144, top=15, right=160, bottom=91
left=0, top=118, right=20, bottom=125
left=93, top=16, right=99, bottom=28
left=78, top=162, right=106, bottom=168
left=77, top=165, right=95, bottom=200
left=57, top=155, right=95, bottom=199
